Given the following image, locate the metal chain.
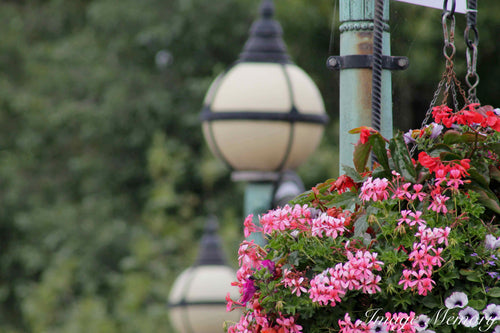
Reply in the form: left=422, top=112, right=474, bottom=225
left=411, top=0, right=470, bottom=157
left=465, top=0, right=480, bottom=103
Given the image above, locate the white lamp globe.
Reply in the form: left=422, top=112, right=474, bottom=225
left=201, top=0, right=328, bottom=173
left=168, top=218, right=240, bottom=333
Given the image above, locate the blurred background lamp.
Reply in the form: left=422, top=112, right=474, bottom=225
left=168, top=217, right=240, bottom=333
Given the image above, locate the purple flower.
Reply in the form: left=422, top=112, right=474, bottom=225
left=404, top=130, right=416, bottom=144
left=260, top=259, right=275, bottom=274
left=488, top=272, right=499, bottom=279
left=445, top=292, right=468, bottom=309
left=458, top=307, right=480, bottom=327
left=240, top=278, right=257, bottom=304
left=485, top=234, right=500, bottom=250
left=429, top=123, right=444, bottom=139
left=414, top=314, right=430, bottom=332
left=370, top=322, right=388, bottom=333
left=483, top=304, right=500, bottom=321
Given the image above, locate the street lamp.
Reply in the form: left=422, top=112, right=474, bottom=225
left=201, top=0, right=327, bottom=244
left=168, top=217, right=240, bottom=333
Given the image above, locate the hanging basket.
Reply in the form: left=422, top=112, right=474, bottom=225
left=225, top=2, right=499, bottom=332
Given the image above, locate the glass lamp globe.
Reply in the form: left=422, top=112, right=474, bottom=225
left=201, top=0, right=328, bottom=173
left=168, top=218, right=240, bottom=333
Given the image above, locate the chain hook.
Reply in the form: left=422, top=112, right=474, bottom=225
left=443, top=0, right=456, bottom=17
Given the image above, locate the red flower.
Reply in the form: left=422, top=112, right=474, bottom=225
left=418, top=152, right=441, bottom=173
left=349, top=126, right=375, bottom=144
left=457, top=110, right=484, bottom=126
left=485, top=111, right=500, bottom=131
left=432, top=105, right=453, bottom=127
left=360, top=128, right=372, bottom=144
left=330, top=175, right=357, bottom=194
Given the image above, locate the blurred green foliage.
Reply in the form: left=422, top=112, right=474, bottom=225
left=0, top=0, right=498, bottom=332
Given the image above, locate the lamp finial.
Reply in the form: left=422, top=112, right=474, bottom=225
left=196, top=216, right=226, bottom=266
left=238, top=0, right=291, bottom=63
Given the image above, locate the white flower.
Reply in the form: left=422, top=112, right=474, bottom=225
left=370, top=322, right=388, bottom=333
left=445, top=292, right=468, bottom=309
left=494, top=325, right=500, bottom=333
left=485, top=234, right=500, bottom=250
left=459, top=306, right=480, bottom=327
left=483, top=303, right=500, bottom=321
left=414, top=314, right=430, bottom=332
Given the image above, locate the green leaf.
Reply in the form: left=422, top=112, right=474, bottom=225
left=428, top=143, right=453, bottom=157
left=465, top=271, right=482, bottom=282
left=459, top=269, right=475, bottom=276
left=487, top=142, right=500, bottom=156
left=389, top=132, right=417, bottom=182
left=488, top=287, right=500, bottom=297
left=353, top=213, right=368, bottom=238
left=439, top=151, right=463, bottom=161
left=325, top=191, right=358, bottom=209
left=469, top=167, right=490, bottom=188
left=468, top=299, right=487, bottom=310
left=421, top=295, right=441, bottom=308
left=342, top=165, right=365, bottom=183
left=443, top=130, right=484, bottom=144
left=369, top=133, right=390, bottom=171
left=466, top=183, right=500, bottom=214
left=353, top=140, right=371, bottom=173
left=489, top=165, right=500, bottom=183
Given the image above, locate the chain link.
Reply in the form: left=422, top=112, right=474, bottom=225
left=465, top=1, right=480, bottom=103
left=442, top=12, right=456, bottom=62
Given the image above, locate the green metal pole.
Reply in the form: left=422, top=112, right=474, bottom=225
left=243, top=182, right=274, bottom=246
left=338, top=0, right=393, bottom=171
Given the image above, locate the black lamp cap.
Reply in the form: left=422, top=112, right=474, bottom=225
left=196, top=216, right=226, bottom=266
left=238, top=0, right=292, bottom=63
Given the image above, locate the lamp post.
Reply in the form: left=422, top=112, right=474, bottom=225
left=327, top=0, right=409, bottom=170
left=201, top=0, right=328, bottom=244
left=168, top=217, right=240, bottom=333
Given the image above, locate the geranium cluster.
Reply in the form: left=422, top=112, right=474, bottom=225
left=225, top=104, right=500, bottom=333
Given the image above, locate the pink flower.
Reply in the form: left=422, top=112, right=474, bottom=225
left=259, top=204, right=313, bottom=234
left=398, top=209, right=413, bottom=226
left=309, top=270, right=346, bottom=306
left=311, top=213, right=345, bottom=239
left=392, top=182, right=412, bottom=200
left=399, top=269, right=417, bottom=290
left=238, top=240, right=266, bottom=271
left=413, top=270, right=435, bottom=296
left=409, top=211, right=426, bottom=227
left=384, top=312, right=417, bottom=332
left=283, top=269, right=308, bottom=297
left=411, top=184, right=427, bottom=201
left=276, top=314, right=303, bottom=333
left=360, top=177, right=390, bottom=202
left=428, top=193, right=449, bottom=213
left=338, top=313, right=373, bottom=332
left=243, top=214, right=258, bottom=238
